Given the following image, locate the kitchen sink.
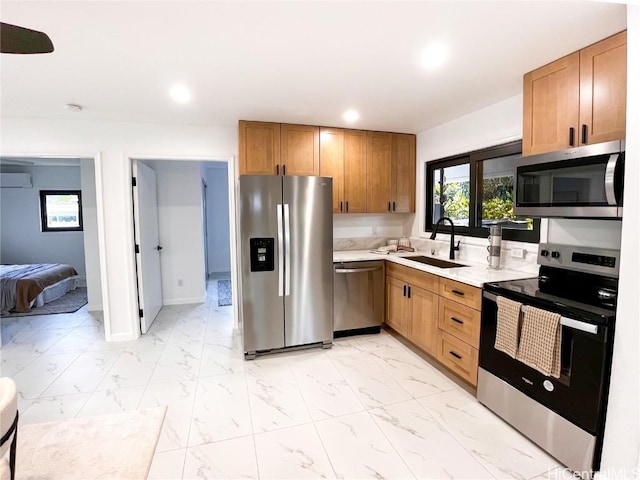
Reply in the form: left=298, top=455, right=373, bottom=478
left=404, top=255, right=468, bottom=269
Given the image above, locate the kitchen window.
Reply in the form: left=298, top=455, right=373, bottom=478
left=39, top=190, right=83, bottom=232
left=426, top=141, right=540, bottom=243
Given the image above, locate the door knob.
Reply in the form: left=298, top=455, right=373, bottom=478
left=156, top=245, right=163, bottom=251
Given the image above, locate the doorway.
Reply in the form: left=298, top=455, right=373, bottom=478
left=131, top=158, right=235, bottom=335
left=0, top=155, right=104, bottom=344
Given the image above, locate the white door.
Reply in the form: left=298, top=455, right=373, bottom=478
left=132, top=160, right=163, bottom=334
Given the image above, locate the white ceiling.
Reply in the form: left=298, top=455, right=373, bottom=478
left=0, top=1, right=627, bottom=134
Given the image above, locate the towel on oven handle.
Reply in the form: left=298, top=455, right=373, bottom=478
left=516, top=306, right=562, bottom=378
left=495, top=296, right=523, bottom=358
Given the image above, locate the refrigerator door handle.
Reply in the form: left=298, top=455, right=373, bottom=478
left=277, top=204, right=284, bottom=297
left=284, top=203, right=291, bottom=296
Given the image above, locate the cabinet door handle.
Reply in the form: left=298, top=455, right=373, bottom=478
left=449, top=351, right=462, bottom=360
left=451, top=317, right=464, bottom=324
left=388, top=201, right=391, bottom=212
left=581, top=124, right=588, bottom=145
left=569, top=127, right=575, bottom=147
left=276, top=165, right=280, bottom=175
left=403, top=285, right=407, bottom=297
left=346, top=201, right=349, bottom=212
left=407, top=286, right=411, bottom=299
left=283, top=164, right=287, bottom=175
left=340, top=201, right=343, bottom=212
left=451, top=289, right=465, bottom=297
left=392, top=201, right=396, bottom=212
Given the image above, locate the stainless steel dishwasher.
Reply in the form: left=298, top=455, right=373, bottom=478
left=333, top=261, right=384, bottom=337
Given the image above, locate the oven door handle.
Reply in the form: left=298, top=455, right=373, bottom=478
left=483, top=291, right=599, bottom=335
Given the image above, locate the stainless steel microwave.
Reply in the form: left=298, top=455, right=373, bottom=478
left=514, top=140, right=625, bottom=219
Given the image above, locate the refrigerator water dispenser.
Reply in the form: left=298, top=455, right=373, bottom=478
left=249, top=238, right=275, bottom=272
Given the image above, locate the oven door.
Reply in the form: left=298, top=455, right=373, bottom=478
left=479, top=291, right=612, bottom=435
left=514, top=141, right=624, bottom=218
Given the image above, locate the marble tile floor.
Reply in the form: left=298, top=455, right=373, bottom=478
left=0, top=280, right=565, bottom=480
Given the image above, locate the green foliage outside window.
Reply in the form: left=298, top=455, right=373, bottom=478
left=482, top=177, right=515, bottom=221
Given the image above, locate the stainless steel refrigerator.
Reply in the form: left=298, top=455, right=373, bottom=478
left=239, top=175, right=333, bottom=359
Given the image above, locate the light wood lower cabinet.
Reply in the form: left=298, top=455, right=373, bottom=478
left=385, top=262, right=482, bottom=386
left=410, top=286, right=439, bottom=356
left=385, top=276, right=410, bottom=337
left=385, top=264, right=439, bottom=356
left=437, top=331, right=479, bottom=386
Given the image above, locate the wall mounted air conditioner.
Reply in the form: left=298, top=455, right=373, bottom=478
left=0, top=173, right=33, bottom=188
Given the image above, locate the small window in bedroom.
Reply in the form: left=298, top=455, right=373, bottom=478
left=39, top=190, right=83, bottom=232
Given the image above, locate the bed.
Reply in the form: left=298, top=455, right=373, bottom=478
left=0, top=264, right=79, bottom=315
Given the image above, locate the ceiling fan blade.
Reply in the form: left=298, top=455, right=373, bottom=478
left=1, top=22, right=54, bottom=54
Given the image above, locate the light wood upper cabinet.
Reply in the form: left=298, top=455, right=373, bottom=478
left=523, top=31, right=626, bottom=156
left=240, top=121, right=415, bottom=211
left=343, top=130, right=367, bottom=213
left=366, top=131, right=393, bottom=213
left=281, top=124, right=320, bottom=176
left=319, top=128, right=344, bottom=213
left=579, top=31, right=627, bottom=146
left=319, top=128, right=367, bottom=213
left=523, top=53, right=580, bottom=156
left=239, top=121, right=281, bottom=175
left=392, top=134, right=416, bottom=213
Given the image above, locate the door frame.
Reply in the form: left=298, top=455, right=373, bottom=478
left=0, top=151, right=112, bottom=339
left=127, top=155, right=240, bottom=332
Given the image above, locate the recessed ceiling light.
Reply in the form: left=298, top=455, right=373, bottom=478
left=170, top=84, right=191, bottom=104
left=343, top=110, right=360, bottom=123
left=421, top=43, right=448, bottom=70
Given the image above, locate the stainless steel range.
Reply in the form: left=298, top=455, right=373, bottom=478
left=478, top=243, right=620, bottom=476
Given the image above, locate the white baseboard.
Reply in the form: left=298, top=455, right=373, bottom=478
left=87, top=303, right=103, bottom=312
left=163, top=296, right=206, bottom=306
left=105, top=331, right=139, bottom=342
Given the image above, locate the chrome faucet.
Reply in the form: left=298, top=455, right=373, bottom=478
left=429, top=217, right=460, bottom=260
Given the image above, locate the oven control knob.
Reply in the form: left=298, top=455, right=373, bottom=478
left=540, top=249, right=549, bottom=257
left=551, top=251, right=560, bottom=259
left=543, top=380, right=554, bottom=392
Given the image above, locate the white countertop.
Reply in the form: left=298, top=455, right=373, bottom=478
left=333, top=250, right=537, bottom=288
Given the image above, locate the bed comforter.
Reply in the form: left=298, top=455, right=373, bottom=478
left=0, top=264, right=79, bottom=314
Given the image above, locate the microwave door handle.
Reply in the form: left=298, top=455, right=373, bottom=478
left=605, top=154, right=619, bottom=205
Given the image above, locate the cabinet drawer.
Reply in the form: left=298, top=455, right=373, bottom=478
left=437, top=330, right=479, bottom=386
left=438, top=298, right=481, bottom=348
left=439, top=278, right=481, bottom=310
left=386, top=262, right=439, bottom=293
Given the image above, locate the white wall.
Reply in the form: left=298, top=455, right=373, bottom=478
left=599, top=5, right=640, bottom=477
left=412, top=94, right=624, bottom=253
left=151, top=161, right=207, bottom=305
left=205, top=164, right=231, bottom=275
left=80, top=159, right=103, bottom=310
left=0, top=165, right=87, bottom=279
left=0, top=117, right=237, bottom=341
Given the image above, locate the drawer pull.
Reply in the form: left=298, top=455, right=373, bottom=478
left=449, top=351, right=462, bottom=360
left=451, top=289, right=465, bottom=297
left=450, top=316, right=464, bottom=325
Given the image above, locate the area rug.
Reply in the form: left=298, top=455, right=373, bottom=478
left=217, top=279, right=232, bottom=306
left=3, top=407, right=166, bottom=480
left=2, top=287, right=88, bottom=318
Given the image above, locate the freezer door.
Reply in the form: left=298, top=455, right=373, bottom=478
left=239, top=175, right=284, bottom=353
left=282, top=176, right=334, bottom=347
